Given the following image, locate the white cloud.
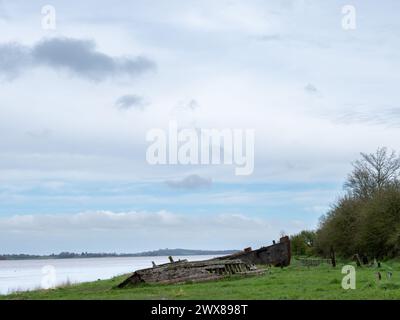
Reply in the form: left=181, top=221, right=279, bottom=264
left=0, top=210, right=301, bottom=254
left=0, top=210, right=252, bottom=232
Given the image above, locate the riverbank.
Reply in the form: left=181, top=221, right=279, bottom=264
left=3, top=261, right=400, bottom=300
left=0, top=255, right=219, bottom=295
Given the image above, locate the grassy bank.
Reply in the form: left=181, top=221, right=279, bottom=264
left=2, top=260, right=400, bottom=300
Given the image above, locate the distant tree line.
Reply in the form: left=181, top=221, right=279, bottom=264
left=0, top=249, right=238, bottom=260
left=0, top=252, right=130, bottom=260
left=291, top=147, right=400, bottom=260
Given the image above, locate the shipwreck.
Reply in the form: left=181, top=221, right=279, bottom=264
left=118, top=236, right=291, bottom=288
left=216, top=236, right=291, bottom=267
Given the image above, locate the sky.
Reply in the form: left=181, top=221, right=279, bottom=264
left=0, top=0, right=399, bottom=254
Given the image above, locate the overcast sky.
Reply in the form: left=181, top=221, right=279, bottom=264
left=1, top=0, right=399, bottom=254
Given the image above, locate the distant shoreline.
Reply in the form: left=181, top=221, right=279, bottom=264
left=0, top=249, right=238, bottom=261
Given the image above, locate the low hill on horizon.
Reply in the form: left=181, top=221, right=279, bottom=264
left=0, top=248, right=239, bottom=260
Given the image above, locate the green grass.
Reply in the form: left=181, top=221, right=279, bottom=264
left=2, top=260, right=400, bottom=300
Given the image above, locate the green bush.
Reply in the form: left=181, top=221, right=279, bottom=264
left=290, top=230, right=316, bottom=256
left=314, top=187, right=400, bottom=259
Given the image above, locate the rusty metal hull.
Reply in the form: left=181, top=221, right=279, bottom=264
left=216, top=236, right=291, bottom=267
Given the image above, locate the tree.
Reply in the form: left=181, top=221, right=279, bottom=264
left=315, top=196, right=363, bottom=257
left=290, top=230, right=316, bottom=256
left=313, top=148, right=400, bottom=259
left=345, top=147, right=400, bottom=198
left=356, top=187, right=400, bottom=258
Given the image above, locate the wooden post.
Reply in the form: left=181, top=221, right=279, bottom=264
left=354, top=254, right=362, bottom=267
left=330, top=246, right=336, bottom=267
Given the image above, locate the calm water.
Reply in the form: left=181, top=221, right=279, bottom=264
left=0, top=255, right=218, bottom=295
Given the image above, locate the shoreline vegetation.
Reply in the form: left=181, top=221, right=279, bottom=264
left=0, top=249, right=238, bottom=261
left=291, top=148, right=400, bottom=261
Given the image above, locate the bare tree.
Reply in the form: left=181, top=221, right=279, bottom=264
left=345, top=147, right=400, bottom=198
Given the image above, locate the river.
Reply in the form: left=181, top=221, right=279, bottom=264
left=0, top=255, right=218, bottom=295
